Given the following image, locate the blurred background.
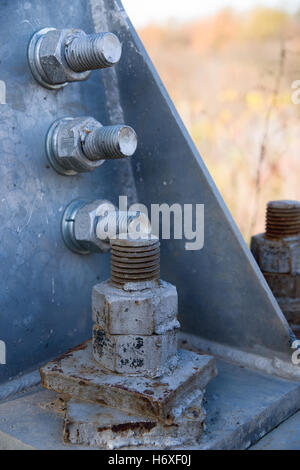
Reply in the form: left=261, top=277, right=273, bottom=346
left=122, top=0, right=300, bottom=243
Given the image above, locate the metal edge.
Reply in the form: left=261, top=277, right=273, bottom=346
left=61, top=199, right=91, bottom=255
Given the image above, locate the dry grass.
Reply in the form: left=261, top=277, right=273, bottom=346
left=138, top=8, right=300, bottom=242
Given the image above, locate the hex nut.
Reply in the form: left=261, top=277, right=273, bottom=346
left=74, top=200, right=115, bottom=253
left=38, top=29, right=90, bottom=85
left=92, top=324, right=178, bottom=376
left=48, top=117, right=104, bottom=174
left=92, top=280, right=180, bottom=335
left=263, top=272, right=300, bottom=326
left=276, top=298, right=300, bottom=326
left=251, top=233, right=300, bottom=274
left=263, top=272, right=300, bottom=299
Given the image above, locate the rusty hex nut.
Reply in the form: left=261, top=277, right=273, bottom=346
left=92, top=324, right=178, bottom=376
left=263, top=272, right=300, bottom=326
left=92, top=279, right=180, bottom=335
left=251, top=233, right=300, bottom=275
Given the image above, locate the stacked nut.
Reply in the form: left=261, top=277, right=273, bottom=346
left=41, top=233, right=217, bottom=448
left=251, top=200, right=300, bottom=333
left=92, top=235, right=180, bottom=377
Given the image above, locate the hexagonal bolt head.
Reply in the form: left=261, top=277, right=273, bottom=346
left=92, top=279, right=180, bottom=335
left=62, top=200, right=150, bottom=255
left=71, top=200, right=116, bottom=254
left=92, top=324, right=178, bottom=377
left=46, top=117, right=137, bottom=175
left=28, top=28, right=122, bottom=89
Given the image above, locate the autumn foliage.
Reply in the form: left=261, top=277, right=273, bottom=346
left=138, top=8, right=300, bottom=241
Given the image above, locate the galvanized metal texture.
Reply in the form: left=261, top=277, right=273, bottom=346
left=0, top=0, right=299, bottom=385
left=252, top=200, right=300, bottom=334
left=28, top=27, right=122, bottom=89
left=109, top=0, right=299, bottom=377
left=64, top=31, right=122, bottom=72
left=46, top=117, right=137, bottom=175
left=0, top=0, right=137, bottom=384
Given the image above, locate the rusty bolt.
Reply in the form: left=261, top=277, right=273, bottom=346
left=265, top=200, right=300, bottom=239
left=92, top=234, right=180, bottom=377
left=110, top=236, right=161, bottom=286
left=251, top=200, right=300, bottom=333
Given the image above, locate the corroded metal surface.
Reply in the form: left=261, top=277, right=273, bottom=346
left=91, top=235, right=180, bottom=377
left=92, top=324, right=178, bottom=376
left=251, top=200, right=300, bottom=331
left=266, top=201, right=300, bottom=239
left=251, top=234, right=300, bottom=275
left=0, top=0, right=298, bottom=386
left=40, top=340, right=216, bottom=423
left=263, top=272, right=300, bottom=327
left=63, top=398, right=205, bottom=449
left=2, top=357, right=300, bottom=450
left=92, top=280, right=179, bottom=335
left=110, top=237, right=160, bottom=286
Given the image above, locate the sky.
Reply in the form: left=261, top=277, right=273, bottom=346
left=122, top=0, right=300, bottom=27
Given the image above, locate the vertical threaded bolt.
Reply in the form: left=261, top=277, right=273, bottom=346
left=266, top=200, right=300, bottom=239
left=83, top=125, right=137, bottom=160
left=65, top=32, right=122, bottom=72
left=110, top=236, right=160, bottom=286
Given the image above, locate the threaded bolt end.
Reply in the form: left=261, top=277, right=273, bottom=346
left=110, top=236, right=160, bottom=286
left=83, top=125, right=137, bottom=161
left=266, top=200, right=300, bottom=239
left=65, top=32, right=122, bottom=72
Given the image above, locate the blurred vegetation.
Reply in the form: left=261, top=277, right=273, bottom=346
left=138, top=7, right=300, bottom=242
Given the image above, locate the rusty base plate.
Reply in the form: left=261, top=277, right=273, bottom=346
left=63, top=398, right=205, bottom=449
left=40, top=340, right=216, bottom=424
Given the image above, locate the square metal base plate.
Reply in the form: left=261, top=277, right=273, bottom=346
left=40, top=340, right=216, bottom=423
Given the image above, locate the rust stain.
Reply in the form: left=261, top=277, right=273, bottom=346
left=110, top=421, right=156, bottom=433
left=143, top=389, right=154, bottom=395
left=48, top=340, right=90, bottom=364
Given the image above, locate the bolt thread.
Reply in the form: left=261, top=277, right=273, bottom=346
left=83, top=125, right=137, bottom=161
left=65, top=32, right=121, bottom=72
left=266, top=200, right=300, bottom=239
left=96, top=211, right=151, bottom=240
left=110, top=236, right=160, bottom=286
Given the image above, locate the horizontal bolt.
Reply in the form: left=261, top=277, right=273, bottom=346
left=65, top=32, right=122, bottom=72
left=96, top=211, right=151, bottom=240
left=83, top=125, right=138, bottom=161
left=28, top=28, right=122, bottom=89
left=46, top=117, right=138, bottom=175
left=62, top=201, right=151, bottom=255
